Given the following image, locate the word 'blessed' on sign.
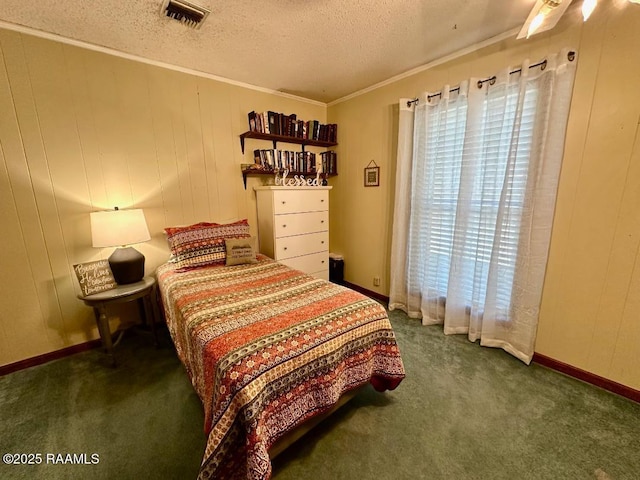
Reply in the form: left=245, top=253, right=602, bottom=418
left=275, top=170, right=322, bottom=187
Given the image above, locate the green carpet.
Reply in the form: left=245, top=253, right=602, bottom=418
left=1, top=310, right=639, bottom=479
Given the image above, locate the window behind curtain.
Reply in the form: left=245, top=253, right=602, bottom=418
left=392, top=50, right=577, bottom=362
left=417, top=81, right=539, bottom=313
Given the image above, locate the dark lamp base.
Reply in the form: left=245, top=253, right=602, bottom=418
left=108, top=247, right=145, bottom=285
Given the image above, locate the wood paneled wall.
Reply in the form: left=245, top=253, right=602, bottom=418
left=536, top=6, right=640, bottom=391
left=328, top=3, right=640, bottom=390
left=0, top=29, right=326, bottom=366
left=2, top=5, right=638, bottom=392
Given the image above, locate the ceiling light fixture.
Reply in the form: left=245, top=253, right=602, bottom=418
left=582, top=0, right=597, bottom=20
left=526, top=0, right=562, bottom=38
left=521, top=0, right=638, bottom=40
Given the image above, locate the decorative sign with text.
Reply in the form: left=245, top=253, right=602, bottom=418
left=274, top=170, right=323, bottom=187
left=73, top=260, right=117, bottom=297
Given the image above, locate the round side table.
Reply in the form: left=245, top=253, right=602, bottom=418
left=79, top=276, right=158, bottom=366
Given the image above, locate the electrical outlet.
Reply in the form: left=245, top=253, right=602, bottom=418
left=373, top=276, right=381, bottom=287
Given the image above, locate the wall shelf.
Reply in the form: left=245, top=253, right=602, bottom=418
left=239, top=131, right=337, bottom=154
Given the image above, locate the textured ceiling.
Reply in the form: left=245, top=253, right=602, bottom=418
left=0, top=0, right=539, bottom=103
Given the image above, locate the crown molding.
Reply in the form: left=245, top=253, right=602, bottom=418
left=328, top=27, right=521, bottom=107
left=0, top=20, right=326, bottom=108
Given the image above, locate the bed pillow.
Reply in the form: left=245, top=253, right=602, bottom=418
left=164, top=219, right=250, bottom=270
left=225, top=236, right=258, bottom=266
left=165, top=222, right=219, bottom=264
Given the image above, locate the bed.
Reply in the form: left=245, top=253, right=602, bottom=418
left=156, top=220, right=405, bottom=480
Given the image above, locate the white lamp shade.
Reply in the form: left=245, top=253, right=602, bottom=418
left=90, top=209, right=151, bottom=247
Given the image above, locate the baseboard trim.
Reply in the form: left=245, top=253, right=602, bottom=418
left=532, top=353, right=639, bottom=403
left=9, top=311, right=636, bottom=405
left=0, top=339, right=102, bottom=377
left=342, top=281, right=390, bottom=305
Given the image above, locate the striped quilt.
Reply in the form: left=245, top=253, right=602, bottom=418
left=156, top=255, right=405, bottom=480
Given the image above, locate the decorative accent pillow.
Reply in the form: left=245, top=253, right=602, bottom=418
left=164, top=219, right=250, bottom=270
left=225, top=236, right=258, bottom=266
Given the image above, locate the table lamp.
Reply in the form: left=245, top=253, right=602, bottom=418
left=90, top=207, right=151, bottom=285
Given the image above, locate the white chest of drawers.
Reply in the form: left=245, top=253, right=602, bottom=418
left=254, top=186, right=332, bottom=280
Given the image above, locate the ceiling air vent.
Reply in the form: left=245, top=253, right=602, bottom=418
left=161, top=0, right=210, bottom=29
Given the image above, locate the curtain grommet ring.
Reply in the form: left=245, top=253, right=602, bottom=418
left=406, top=98, right=419, bottom=108
left=478, top=77, right=496, bottom=88
left=568, top=51, right=576, bottom=62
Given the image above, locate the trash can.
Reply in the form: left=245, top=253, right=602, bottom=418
left=329, top=253, right=344, bottom=284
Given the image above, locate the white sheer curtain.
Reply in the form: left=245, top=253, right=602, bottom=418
left=390, top=49, right=577, bottom=364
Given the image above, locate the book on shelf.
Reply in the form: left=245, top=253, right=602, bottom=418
left=268, top=111, right=278, bottom=135
left=319, top=124, right=337, bottom=142
left=306, top=120, right=315, bottom=140
left=252, top=148, right=324, bottom=175
left=248, top=111, right=257, bottom=132
left=246, top=110, right=337, bottom=143
left=287, top=114, right=297, bottom=137
left=320, top=150, right=337, bottom=175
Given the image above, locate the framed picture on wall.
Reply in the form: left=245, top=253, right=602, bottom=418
left=364, top=160, right=380, bottom=187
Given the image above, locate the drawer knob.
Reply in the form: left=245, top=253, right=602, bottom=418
left=321, top=241, right=324, bottom=244
left=282, top=224, right=287, bottom=228
left=282, top=201, right=286, bottom=204
left=321, top=199, right=325, bottom=202
left=321, top=220, right=324, bottom=224
left=321, top=260, right=325, bottom=264
left=284, top=247, right=288, bottom=250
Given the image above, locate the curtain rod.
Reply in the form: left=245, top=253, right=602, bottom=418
left=406, top=50, right=576, bottom=108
